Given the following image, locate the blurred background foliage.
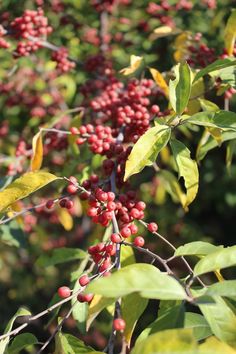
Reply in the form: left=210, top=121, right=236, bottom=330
left=0, top=0, right=236, bottom=351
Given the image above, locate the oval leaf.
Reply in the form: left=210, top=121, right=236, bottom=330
left=185, top=110, right=236, bottom=132
left=224, top=9, right=236, bottom=56
left=31, top=131, right=43, bottom=171
left=36, top=247, right=87, bottom=267
left=169, top=62, right=192, bottom=115
left=86, top=263, right=187, bottom=300
left=194, top=245, right=236, bottom=276
left=205, top=280, right=236, bottom=298
left=184, top=312, right=212, bottom=341
left=8, top=333, right=38, bottom=354
left=170, top=139, right=199, bottom=209
left=120, top=55, right=143, bottom=76
left=124, top=125, right=171, bottom=181
left=174, top=241, right=223, bottom=257
left=131, top=329, right=197, bottom=354
left=149, top=68, right=169, bottom=97
left=0, top=171, right=60, bottom=213
left=193, top=59, right=236, bottom=83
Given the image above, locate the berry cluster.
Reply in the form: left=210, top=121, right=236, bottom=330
left=0, top=25, right=10, bottom=49
left=51, top=47, right=76, bottom=73
left=90, top=0, right=117, bottom=13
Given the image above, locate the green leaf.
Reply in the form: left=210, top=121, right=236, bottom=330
left=87, top=295, right=114, bottom=331
left=169, top=62, right=192, bottom=115
left=0, top=220, right=26, bottom=248
left=131, top=329, right=197, bottom=354
left=8, top=333, right=38, bottom=354
left=0, top=171, right=60, bottom=213
left=36, top=247, right=87, bottom=267
left=219, top=65, right=236, bottom=89
left=121, top=243, right=136, bottom=267
left=226, top=140, right=236, bottom=172
left=0, top=308, right=31, bottom=354
left=72, top=281, right=88, bottom=334
left=170, top=139, right=199, bottom=209
left=197, top=130, right=236, bottom=162
left=205, top=281, right=236, bottom=298
left=86, top=263, right=187, bottom=300
left=136, top=302, right=184, bottom=345
left=54, top=332, right=103, bottom=354
left=185, top=110, right=236, bottom=132
left=194, top=245, right=236, bottom=276
left=184, top=312, right=212, bottom=341
left=224, top=9, right=236, bottom=56
left=174, top=242, right=223, bottom=257
left=193, top=59, right=236, bottom=83
left=198, top=99, right=220, bottom=112
left=199, top=296, right=236, bottom=346
left=199, top=337, right=236, bottom=354
left=121, top=293, right=148, bottom=346
left=124, top=124, right=171, bottom=181
left=159, top=170, right=187, bottom=208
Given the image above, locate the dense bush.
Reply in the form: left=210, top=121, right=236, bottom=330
left=0, top=1, right=236, bottom=353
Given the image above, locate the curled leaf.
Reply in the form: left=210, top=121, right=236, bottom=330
left=120, top=55, right=143, bottom=76
left=31, top=131, right=43, bottom=171
left=149, top=68, right=169, bottom=97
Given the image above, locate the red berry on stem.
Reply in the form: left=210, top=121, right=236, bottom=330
left=111, top=233, right=121, bottom=243
left=79, top=274, right=90, bottom=286
left=58, top=286, right=71, bottom=298
left=46, top=199, right=54, bottom=209
left=120, top=227, right=131, bottom=238
left=134, top=236, right=145, bottom=247
left=147, top=222, right=158, bottom=233
left=113, top=318, right=126, bottom=331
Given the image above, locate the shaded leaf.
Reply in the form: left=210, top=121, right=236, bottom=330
left=54, top=332, right=103, bottom=354
left=184, top=312, right=212, bottom=341
left=159, top=170, right=186, bottom=207
left=86, top=263, right=187, bottom=300
left=199, top=99, right=220, bottom=112
left=136, top=302, right=184, bottom=345
left=121, top=293, right=148, bottom=346
left=36, top=247, right=87, bottom=267
left=0, top=171, right=60, bottom=213
left=169, top=62, right=192, bottom=115
left=194, top=245, right=236, bottom=276
left=170, top=139, right=199, bottom=209
left=124, top=124, right=171, bottom=181
left=87, top=295, right=114, bottom=330
left=0, top=219, right=26, bottom=248
left=8, top=333, right=38, bottom=354
left=199, top=296, right=236, bottom=346
left=31, top=131, right=43, bottom=171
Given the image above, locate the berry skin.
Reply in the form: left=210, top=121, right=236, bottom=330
left=67, top=184, right=78, bottom=194
left=111, top=233, right=121, bottom=243
left=147, top=222, right=158, bottom=233
left=79, top=274, right=90, bottom=287
left=70, top=126, right=79, bottom=135
left=77, top=293, right=94, bottom=303
left=134, top=236, right=145, bottom=247
left=113, top=318, right=126, bottom=331
left=65, top=200, right=74, bottom=209
left=58, top=286, right=71, bottom=298
left=46, top=199, right=54, bottom=209
left=120, top=227, right=131, bottom=238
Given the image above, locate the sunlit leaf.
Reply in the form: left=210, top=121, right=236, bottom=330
left=224, top=9, right=236, bottom=56
left=86, top=263, right=187, bottom=300
left=193, top=59, right=236, bottom=83
left=199, top=337, right=236, bottom=354
left=194, top=245, right=236, bottom=276
left=31, top=131, right=43, bottom=171
left=57, top=208, right=73, bottom=231
left=169, top=62, right=192, bottom=115
left=120, top=55, right=143, bottom=76
left=124, top=124, right=171, bottom=181
left=0, top=171, right=60, bottom=213
left=149, top=68, right=169, bottom=97
left=174, top=241, right=223, bottom=257
left=170, top=139, right=199, bottom=209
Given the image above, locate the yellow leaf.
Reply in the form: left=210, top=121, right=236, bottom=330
left=31, top=131, right=43, bottom=171
left=224, top=9, right=236, bottom=56
left=149, top=68, right=169, bottom=97
left=151, top=26, right=180, bottom=40
left=57, top=208, right=73, bottom=231
left=173, top=32, right=191, bottom=62
left=0, top=171, right=59, bottom=213
left=120, top=55, right=143, bottom=76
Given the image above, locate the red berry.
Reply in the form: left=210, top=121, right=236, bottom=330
left=65, top=200, right=74, bottom=209
left=134, top=236, right=145, bottom=247
left=113, top=318, right=126, bottom=331
left=79, top=274, right=90, bottom=286
left=67, top=184, right=78, bottom=194
left=129, top=223, right=138, bottom=234
left=70, top=126, right=79, bottom=135
left=120, top=227, right=131, bottom=238
left=135, top=201, right=146, bottom=211
left=58, top=286, right=71, bottom=298
left=59, top=198, right=67, bottom=208
left=106, top=244, right=116, bottom=256
left=111, top=233, right=121, bottom=243
left=147, top=222, right=158, bottom=233
left=46, top=199, right=54, bottom=209
left=130, top=208, right=140, bottom=219
left=107, top=201, right=116, bottom=211
left=77, top=293, right=94, bottom=303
